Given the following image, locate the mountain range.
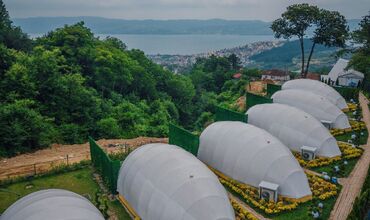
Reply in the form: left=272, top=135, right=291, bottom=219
left=13, top=17, right=360, bottom=35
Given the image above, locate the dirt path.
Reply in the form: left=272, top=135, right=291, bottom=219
left=329, top=92, right=370, bottom=220
left=227, top=192, right=270, bottom=220
left=0, top=137, right=167, bottom=180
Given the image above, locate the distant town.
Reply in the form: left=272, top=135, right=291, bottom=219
left=148, top=41, right=284, bottom=73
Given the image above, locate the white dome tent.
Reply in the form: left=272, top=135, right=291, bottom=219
left=282, top=79, right=348, bottom=110
left=246, top=103, right=341, bottom=158
left=117, top=143, right=235, bottom=220
left=198, top=121, right=312, bottom=200
left=0, top=189, right=104, bottom=220
left=271, top=89, right=350, bottom=129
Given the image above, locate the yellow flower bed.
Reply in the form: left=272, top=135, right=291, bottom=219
left=212, top=167, right=338, bottom=216
left=230, top=198, right=258, bottom=220
left=347, top=103, right=357, bottom=112
left=306, top=173, right=338, bottom=200
left=338, top=142, right=363, bottom=159
left=294, top=153, right=341, bottom=168
left=218, top=175, right=299, bottom=214
left=294, top=141, right=363, bottom=168
left=330, top=120, right=366, bottom=136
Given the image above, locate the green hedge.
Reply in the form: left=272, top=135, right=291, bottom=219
left=89, top=137, right=121, bottom=194
left=215, top=106, right=248, bottom=123
left=266, top=84, right=282, bottom=97
left=169, top=123, right=199, bottom=156
left=246, top=92, right=273, bottom=110
left=333, top=86, right=360, bottom=102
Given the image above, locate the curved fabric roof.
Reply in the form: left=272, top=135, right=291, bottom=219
left=246, top=104, right=341, bottom=158
left=117, top=143, right=235, bottom=220
left=198, top=121, right=312, bottom=199
left=272, top=89, right=350, bottom=129
left=282, top=79, right=348, bottom=109
left=0, top=189, right=104, bottom=220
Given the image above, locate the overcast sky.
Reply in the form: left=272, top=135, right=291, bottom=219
left=4, top=0, right=370, bottom=21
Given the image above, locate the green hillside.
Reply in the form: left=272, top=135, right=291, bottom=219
left=0, top=7, right=245, bottom=157
left=249, top=39, right=340, bottom=71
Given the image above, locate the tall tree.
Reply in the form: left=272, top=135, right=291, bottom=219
left=271, top=4, right=348, bottom=78
left=271, top=4, right=319, bottom=77
left=349, top=12, right=370, bottom=91
left=0, top=0, right=32, bottom=51
left=306, top=10, right=348, bottom=75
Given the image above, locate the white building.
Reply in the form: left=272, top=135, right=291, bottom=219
left=1, top=189, right=105, bottom=220
left=282, top=78, right=348, bottom=110
left=198, top=121, right=312, bottom=200
left=321, top=58, right=364, bottom=87
left=261, top=69, right=290, bottom=82
left=271, top=89, right=350, bottom=129
left=117, top=143, right=235, bottom=220
left=246, top=103, right=342, bottom=158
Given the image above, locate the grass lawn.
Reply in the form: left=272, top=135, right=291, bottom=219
left=273, top=195, right=338, bottom=220
left=335, top=129, right=368, bottom=145
left=311, top=158, right=358, bottom=178
left=0, top=167, right=131, bottom=220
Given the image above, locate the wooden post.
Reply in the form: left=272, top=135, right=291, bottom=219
left=34, top=164, right=36, bottom=175
left=66, top=154, right=69, bottom=165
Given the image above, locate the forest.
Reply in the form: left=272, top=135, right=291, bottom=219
left=0, top=1, right=249, bottom=157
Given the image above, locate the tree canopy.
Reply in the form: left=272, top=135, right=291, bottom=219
left=271, top=3, right=348, bottom=77
left=349, top=11, right=370, bottom=93
left=0, top=1, right=244, bottom=157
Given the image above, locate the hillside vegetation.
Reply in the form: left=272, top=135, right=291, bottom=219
left=0, top=1, right=248, bottom=157
left=249, top=39, right=339, bottom=71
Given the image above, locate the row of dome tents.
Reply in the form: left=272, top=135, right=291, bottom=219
left=250, top=79, right=351, bottom=130
left=2, top=118, right=321, bottom=220
left=2, top=79, right=351, bottom=220
left=1, top=144, right=237, bottom=220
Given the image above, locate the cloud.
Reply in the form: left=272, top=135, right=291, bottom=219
left=4, top=0, right=370, bottom=21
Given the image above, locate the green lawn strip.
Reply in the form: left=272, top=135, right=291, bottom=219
left=107, top=199, right=132, bottom=220
left=273, top=194, right=338, bottom=220
left=0, top=167, right=130, bottom=220
left=311, top=158, right=359, bottom=178
left=335, top=129, right=368, bottom=145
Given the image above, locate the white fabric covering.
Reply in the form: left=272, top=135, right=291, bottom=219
left=198, top=121, right=312, bottom=199
left=282, top=79, right=348, bottom=109
left=246, top=104, right=341, bottom=158
left=272, top=89, right=350, bottom=129
left=117, top=143, right=235, bottom=220
left=0, top=189, right=104, bottom=220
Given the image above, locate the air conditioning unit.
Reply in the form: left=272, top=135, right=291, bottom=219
left=259, top=181, right=279, bottom=203
left=301, top=146, right=317, bottom=160
left=321, top=120, right=333, bottom=129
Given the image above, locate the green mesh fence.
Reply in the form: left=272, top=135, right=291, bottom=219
left=89, top=137, right=121, bottom=194
left=266, top=84, right=282, bottom=97
left=333, top=86, right=360, bottom=102
left=246, top=92, right=273, bottom=110
left=215, top=106, right=248, bottom=123
left=169, top=123, right=199, bottom=156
